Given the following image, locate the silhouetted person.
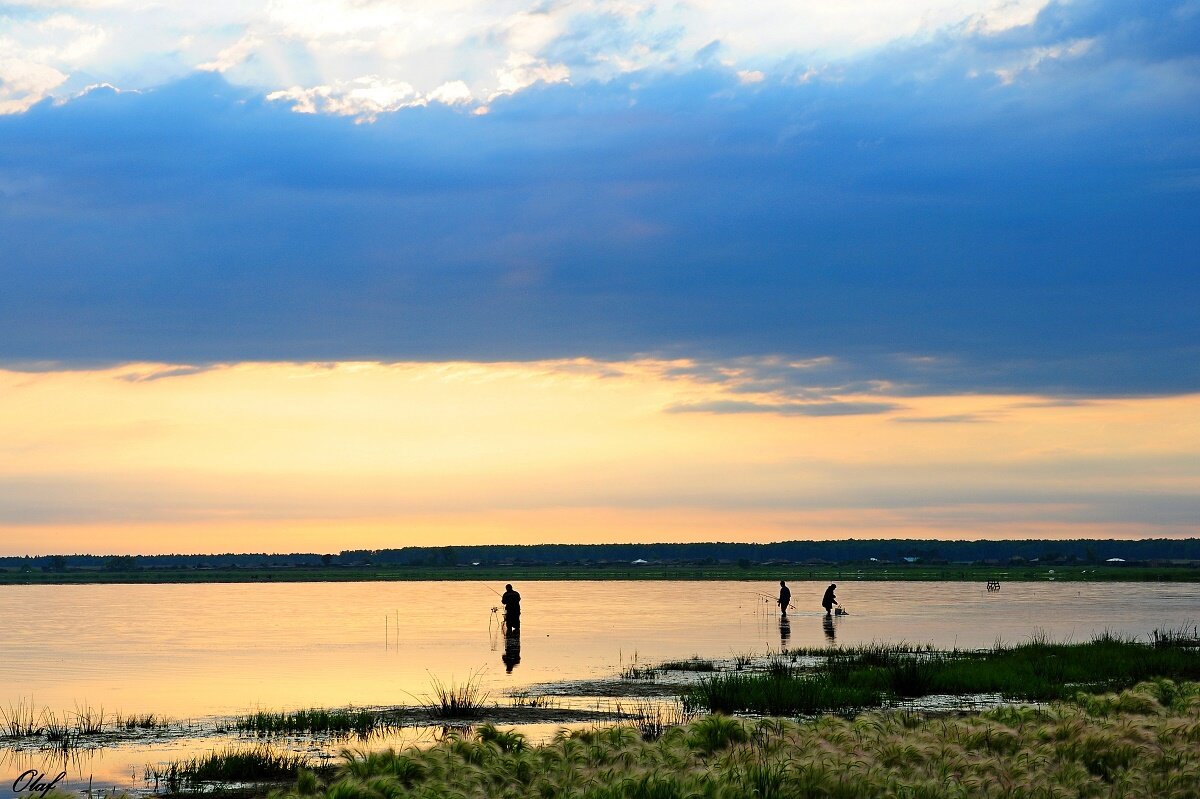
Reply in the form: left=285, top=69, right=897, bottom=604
left=501, top=583, right=521, bottom=634
left=821, top=583, right=838, bottom=617
left=779, top=616, right=791, bottom=646
left=502, top=631, right=522, bottom=673
left=822, top=615, right=836, bottom=643
left=777, top=580, right=791, bottom=618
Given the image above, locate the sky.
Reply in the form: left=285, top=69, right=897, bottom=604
left=0, top=0, right=1197, bottom=554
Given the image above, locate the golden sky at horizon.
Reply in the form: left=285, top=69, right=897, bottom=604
left=1, top=360, right=1197, bottom=555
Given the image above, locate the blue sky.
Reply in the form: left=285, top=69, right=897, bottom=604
left=2, top=0, right=1198, bottom=397
left=1, top=0, right=1200, bottom=552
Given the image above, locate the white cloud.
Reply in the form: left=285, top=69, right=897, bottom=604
left=0, top=0, right=1055, bottom=115
left=492, top=52, right=570, bottom=98
left=428, top=80, right=473, bottom=105
left=0, top=57, right=68, bottom=113
left=267, top=75, right=424, bottom=120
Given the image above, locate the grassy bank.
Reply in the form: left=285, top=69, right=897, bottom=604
left=3, top=563, right=1198, bottom=585
left=681, top=633, right=1200, bottom=716
left=270, top=681, right=1200, bottom=798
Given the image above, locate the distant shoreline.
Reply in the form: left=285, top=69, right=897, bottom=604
left=2, top=563, right=1198, bottom=585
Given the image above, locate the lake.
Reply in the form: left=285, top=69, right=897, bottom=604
left=1, top=579, right=1196, bottom=795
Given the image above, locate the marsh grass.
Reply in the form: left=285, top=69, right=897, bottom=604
left=149, top=745, right=313, bottom=791
left=1152, top=624, right=1200, bottom=648
left=1, top=699, right=38, bottom=738
left=659, top=656, right=717, bottom=672
left=74, top=703, right=106, bottom=735
left=620, top=663, right=660, bottom=680
left=237, top=708, right=392, bottom=737
left=270, top=681, right=1200, bottom=799
left=617, top=699, right=692, bottom=741
left=683, top=672, right=882, bottom=716
left=422, top=673, right=490, bottom=719
left=115, top=712, right=170, bottom=730
left=508, top=693, right=555, bottom=709
left=686, top=635, right=1200, bottom=715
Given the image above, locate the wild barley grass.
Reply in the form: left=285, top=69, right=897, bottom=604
left=274, top=681, right=1200, bottom=799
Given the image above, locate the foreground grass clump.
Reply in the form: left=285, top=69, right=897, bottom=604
left=150, top=745, right=313, bottom=791
left=422, top=673, right=490, bottom=719
left=685, top=635, right=1200, bottom=715
left=273, top=681, right=1200, bottom=799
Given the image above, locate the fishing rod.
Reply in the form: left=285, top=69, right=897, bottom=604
left=749, top=590, right=796, bottom=611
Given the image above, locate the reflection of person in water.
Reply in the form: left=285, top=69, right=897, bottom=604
left=501, top=584, right=521, bottom=634
left=779, top=616, right=791, bottom=646
left=502, top=631, right=522, bottom=673
left=822, top=615, right=836, bottom=643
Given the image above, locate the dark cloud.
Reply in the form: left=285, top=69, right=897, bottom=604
left=1, top=0, right=1197, bottom=396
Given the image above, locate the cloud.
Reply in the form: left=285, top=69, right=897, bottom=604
left=0, top=0, right=1197, bottom=396
left=891, top=414, right=992, bottom=424
left=666, top=400, right=904, bottom=416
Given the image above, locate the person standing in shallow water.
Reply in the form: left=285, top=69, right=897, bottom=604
left=501, top=583, right=521, bottom=634
left=777, top=580, right=791, bottom=618
left=821, top=583, right=838, bottom=617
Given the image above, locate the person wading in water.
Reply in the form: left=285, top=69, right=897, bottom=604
left=821, top=583, right=838, bottom=617
left=777, top=580, right=792, bottom=618
left=501, top=583, right=521, bottom=634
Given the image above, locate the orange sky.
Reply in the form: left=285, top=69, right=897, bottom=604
left=1, top=360, right=1197, bottom=554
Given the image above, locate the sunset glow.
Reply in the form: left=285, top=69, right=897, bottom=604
left=3, top=361, right=1197, bottom=554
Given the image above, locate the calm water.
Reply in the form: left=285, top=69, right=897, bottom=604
left=3, top=579, right=1197, bottom=717
left=0, top=579, right=1196, bottom=795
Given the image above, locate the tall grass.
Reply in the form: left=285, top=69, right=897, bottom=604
left=1, top=699, right=38, bottom=738
left=422, top=673, right=490, bottom=719
left=269, top=681, right=1200, bottom=799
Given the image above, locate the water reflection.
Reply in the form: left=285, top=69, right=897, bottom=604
left=502, top=632, right=522, bottom=673
left=779, top=617, right=791, bottom=646
left=822, top=615, right=836, bottom=644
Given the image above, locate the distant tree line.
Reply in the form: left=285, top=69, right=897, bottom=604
left=4, top=538, right=1200, bottom=572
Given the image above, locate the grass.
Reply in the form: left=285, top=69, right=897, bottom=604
left=620, top=663, right=660, bottom=680
left=508, top=693, right=555, bottom=709
left=268, top=681, right=1200, bottom=799
left=422, top=672, right=490, bottom=719
left=617, top=700, right=694, bottom=741
left=115, top=711, right=170, bottom=730
left=1, top=698, right=38, bottom=738
left=682, top=634, right=1200, bottom=715
left=683, top=671, right=883, bottom=716
left=148, top=745, right=314, bottom=792
left=659, top=656, right=717, bottom=672
left=237, top=708, right=393, bottom=737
